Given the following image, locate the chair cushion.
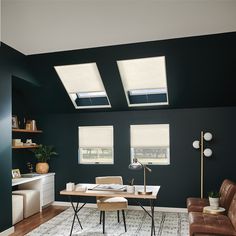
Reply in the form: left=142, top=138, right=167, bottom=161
left=189, top=212, right=236, bottom=236
left=187, top=197, right=209, bottom=212
left=97, top=197, right=128, bottom=211
left=98, top=197, right=127, bottom=203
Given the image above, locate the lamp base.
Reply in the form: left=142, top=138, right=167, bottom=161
left=138, top=190, right=153, bottom=195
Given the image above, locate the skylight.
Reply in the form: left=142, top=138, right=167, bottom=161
left=117, top=56, right=169, bottom=107
left=54, top=63, right=111, bottom=109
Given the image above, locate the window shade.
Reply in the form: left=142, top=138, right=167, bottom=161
left=79, top=126, right=113, bottom=148
left=55, top=63, right=105, bottom=93
left=131, top=124, right=169, bottom=147
left=117, top=56, right=167, bottom=91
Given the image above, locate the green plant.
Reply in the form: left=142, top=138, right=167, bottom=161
left=31, top=145, right=58, bottom=162
left=127, top=178, right=134, bottom=186
left=208, top=191, right=220, bottom=198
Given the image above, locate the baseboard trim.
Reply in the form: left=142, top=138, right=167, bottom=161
left=0, top=226, right=14, bottom=236
left=52, top=201, right=187, bottom=213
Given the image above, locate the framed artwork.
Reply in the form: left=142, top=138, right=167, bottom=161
left=12, top=116, right=19, bottom=129
left=12, top=169, right=21, bottom=179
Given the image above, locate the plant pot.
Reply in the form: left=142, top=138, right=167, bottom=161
left=36, top=162, right=49, bottom=174
left=127, top=185, right=135, bottom=193
left=209, top=197, right=219, bottom=210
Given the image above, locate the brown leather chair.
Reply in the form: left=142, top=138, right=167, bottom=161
left=187, top=179, right=236, bottom=213
left=189, top=192, right=236, bottom=236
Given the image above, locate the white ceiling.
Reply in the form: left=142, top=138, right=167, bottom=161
left=1, top=0, right=236, bottom=55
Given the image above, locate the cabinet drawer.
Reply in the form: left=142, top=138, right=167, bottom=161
left=42, top=189, right=54, bottom=206
left=42, top=175, right=54, bottom=185
left=43, top=194, right=54, bottom=206
left=42, top=182, right=54, bottom=192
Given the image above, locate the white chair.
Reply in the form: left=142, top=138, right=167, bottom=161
left=12, top=190, right=40, bottom=218
left=12, top=194, right=24, bottom=224
left=96, top=176, right=127, bottom=234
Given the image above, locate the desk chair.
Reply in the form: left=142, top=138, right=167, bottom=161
left=96, top=176, right=127, bottom=234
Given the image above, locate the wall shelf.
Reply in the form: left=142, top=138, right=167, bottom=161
left=12, top=129, right=43, bottom=133
left=12, top=145, right=40, bottom=149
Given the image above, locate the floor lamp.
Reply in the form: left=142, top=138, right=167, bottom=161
left=193, top=131, right=213, bottom=198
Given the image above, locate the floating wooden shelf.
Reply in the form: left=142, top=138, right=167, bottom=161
left=12, top=145, right=40, bottom=149
left=12, top=129, right=43, bottom=133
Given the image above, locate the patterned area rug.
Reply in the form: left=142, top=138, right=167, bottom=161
left=27, top=207, right=189, bottom=236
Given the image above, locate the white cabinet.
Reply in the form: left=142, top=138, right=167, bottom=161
left=41, top=175, right=54, bottom=206
left=17, top=173, right=55, bottom=211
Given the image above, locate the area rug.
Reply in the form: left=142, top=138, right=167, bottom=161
left=26, top=207, right=189, bottom=236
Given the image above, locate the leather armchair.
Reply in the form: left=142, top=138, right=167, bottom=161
left=187, top=179, right=236, bottom=213
left=189, top=192, right=236, bottom=236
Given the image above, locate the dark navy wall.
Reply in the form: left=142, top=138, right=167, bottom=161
left=36, top=106, right=236, bottom=208
left=0, top=43, right=37, bottom=233
left=10, top=33, right=236, bottom=210
left=27, top=32, right=236, bottom=114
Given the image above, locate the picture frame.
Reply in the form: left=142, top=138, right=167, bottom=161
left=12, top=116, right=19, bottom=129
left=12, top=169, right=21, bottom=179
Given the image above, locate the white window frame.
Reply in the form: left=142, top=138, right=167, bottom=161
left=78, top=126, right=114, bottom=164
left=117, top=56, right=169, bottom=107
left=130, top=124, right=170, bottom=165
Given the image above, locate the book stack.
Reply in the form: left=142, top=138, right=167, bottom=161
left=12, top=139, right=23, bottom=147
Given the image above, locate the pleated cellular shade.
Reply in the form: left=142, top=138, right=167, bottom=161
left=79, top=126, right=113, bottom=148
left=55, top=63, right=106, bottom=93
left=117, top=56, right=167, bottom=91
left=131, top=124, right=169, bottom=147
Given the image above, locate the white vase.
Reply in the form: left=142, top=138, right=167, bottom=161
left=127, top=185, right=135, bottom=193
left=209, top=197, right=219, bottom=210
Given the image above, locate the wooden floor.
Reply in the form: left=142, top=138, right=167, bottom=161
left=10, top=205, right=68, bottom=236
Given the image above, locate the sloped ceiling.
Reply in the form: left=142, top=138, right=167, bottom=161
left=2, top=0, right=236, bottom=55
left=23, top=32, right=236, bottom=114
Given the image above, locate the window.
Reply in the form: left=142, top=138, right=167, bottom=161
left=78, top=126, right=114, bottom=164
left=117, top=56, right=168, bottom=107
left=54, top=63, right=111, bottom=109
left=130, top=124, right=170, bottom=165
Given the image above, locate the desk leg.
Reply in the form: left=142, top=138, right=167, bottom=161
left=137, top=200, right=156, bottom=236
left=150, top=199, right=156, bottom=236
left=69, top=196, right=86, bottom=236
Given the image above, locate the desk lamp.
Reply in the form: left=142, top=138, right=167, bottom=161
left=128, top=158, right=152, bottom=195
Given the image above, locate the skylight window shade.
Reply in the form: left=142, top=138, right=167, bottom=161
left=130, top=124, right=170, bottom=165
left=117, top=56, right=169, bottom=107
left=79, top=126, right=114, bottom=164
left=54, top=63, right=111, bottom=109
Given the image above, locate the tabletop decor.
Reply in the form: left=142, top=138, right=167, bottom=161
left=31, top=145, right=58, bottom=174
left=128, top=158, right=152, bottom=195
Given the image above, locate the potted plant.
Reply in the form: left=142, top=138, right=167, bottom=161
left=31, top=145, right=58, bottom=174
left=208, top=191, right=220, bottom=209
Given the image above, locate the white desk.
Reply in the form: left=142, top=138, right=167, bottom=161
left=61, top=184, right=160, bottom=236
left=12, top=173, right=55, bottom=210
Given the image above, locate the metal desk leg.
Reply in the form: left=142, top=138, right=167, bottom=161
left=69, top=196, right=86, bottom=236
left=137, top=200, right=156, bottom=236
left=150, top=199, right=156, bottom=236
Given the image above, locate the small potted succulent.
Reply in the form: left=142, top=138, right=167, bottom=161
left=127, top=178, right=135, bottom=193
left=208, top=191, right=220, bottom=209
left=31, top=145, right=58, bottom=174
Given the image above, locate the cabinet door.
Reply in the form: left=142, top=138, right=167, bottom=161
left=42, top=175, right=55, bottom=206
